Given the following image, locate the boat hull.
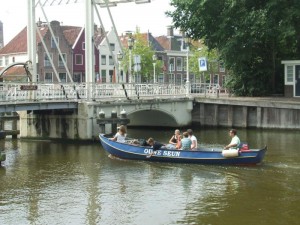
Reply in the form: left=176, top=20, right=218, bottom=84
left=99, top=134, right=267, bottom=165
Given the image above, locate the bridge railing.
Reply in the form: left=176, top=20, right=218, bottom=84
left=0, top=82, right=227, bottom=102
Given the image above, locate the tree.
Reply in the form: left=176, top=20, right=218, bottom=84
left=189, top=42, right=220, bottom=83
left=167, top=0, right=300, bottom=96
left=121, top=31, right=163, bottom=83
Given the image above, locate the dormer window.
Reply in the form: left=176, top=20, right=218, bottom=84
left=51, top=36, right=59, bottom=49
left=109, top=43, right=115, bottom=51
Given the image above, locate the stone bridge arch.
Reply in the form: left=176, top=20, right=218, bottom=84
left=89, top=98, right=194, bottom=137
left=126, top=108, right=178, bottom=127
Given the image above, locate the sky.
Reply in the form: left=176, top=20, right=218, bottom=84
left=0, top=0, right=177, bottom=45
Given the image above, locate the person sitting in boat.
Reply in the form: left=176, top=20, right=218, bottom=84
left=224, top=129, right=241, bottom=150
left=146, top=138, right=166, bottom=158
left=166, top=129, right=181, bottom=149
left=187, top=129, right=198, bottom=150
left=110, top=125, right=127, bottom=143
left=147, top=138, right=165, bottom=150
left=181, top=132, right=192, bottom=150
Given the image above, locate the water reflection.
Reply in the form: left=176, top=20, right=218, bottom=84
left=0, top=128, right=300, bottom=225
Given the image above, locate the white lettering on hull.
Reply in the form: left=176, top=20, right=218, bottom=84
left=144, top=149, right=180, bottom=157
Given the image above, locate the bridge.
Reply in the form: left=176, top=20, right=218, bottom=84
left=0, top=82, right=221, bottom=112
left=0, top=82, right=223, bottom=140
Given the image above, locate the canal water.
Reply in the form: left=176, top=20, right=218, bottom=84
left=0, top=127, right=299, bottom=225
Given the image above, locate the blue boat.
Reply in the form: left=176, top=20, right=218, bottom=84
left=99, top=134, right=267, bottom=165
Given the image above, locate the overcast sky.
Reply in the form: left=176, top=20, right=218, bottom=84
left=0, top=0, right=177, bottom=45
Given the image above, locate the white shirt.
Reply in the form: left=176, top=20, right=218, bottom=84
left=114, top=132, right=126, bottom=143
left=230, top=136, right=240, bottom=148
left=189, top=135, right=198, bottom=149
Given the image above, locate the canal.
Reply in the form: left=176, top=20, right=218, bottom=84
left=0, top=127, right=299, bottom=225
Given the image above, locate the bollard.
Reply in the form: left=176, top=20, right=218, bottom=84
left=98, top=110, right=106, bottom=134
left=111, top=110, right=118, bottom=135
left=120, top=109, right=126, bottom=118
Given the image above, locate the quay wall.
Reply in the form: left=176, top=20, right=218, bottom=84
left=192, top=97, right=300, bottom=129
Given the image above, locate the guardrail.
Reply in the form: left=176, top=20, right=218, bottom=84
left=0, top=82, right=227, bottom=102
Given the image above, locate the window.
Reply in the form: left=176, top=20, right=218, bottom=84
left=176, top=57, right=182, bottom=71
left=51, top=36, right=59, bottom=49
left=183, top=58, right=187, bottom=71
left=286, top=65, right=293, bottom=84
left=222, top=75, right=226, bottom=87
left=73, top=72, right=82, bottom=83
left=58, top=54, right=67, bottom=67
left=0, top=57, right=2, bottom=66
left=109, top=43, right=115, bottom=51
left=5, top=56, right=9, bottom=65
left=176, top=73, right=182, bottom=84
left=36, top=74, right=39, bottom=82
left=75, top=54, right=83, bottom=65
left=45, top=72, right=53, bottom=83
left=219, top=61, right=225, bottom=72
left=214, top=74, right=219, bottom=84
left=44, top=53, right=53, bottom=67
left=169, top=57, right=175, bottom=71
left=101, top=55, right=106, bottom=65
left=101, top=70, right=106, bottom=83
left=109, top=70, right=114, bottom=82
left=59, top=73, right=67, bottom=83
left=82, top=42, right=85, bottom=50
left=109, top=56, right=114, bottom=65
left=168, top=73, right=175, bottom=83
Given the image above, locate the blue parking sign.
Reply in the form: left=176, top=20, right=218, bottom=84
left=198, top=57, right=207, bottom=71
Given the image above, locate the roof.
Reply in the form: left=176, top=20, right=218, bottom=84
left=63, top=27, right=82, bottom=46
left=119, top=32, right=165, bottom=51
left=0, top=66, right=27, bottom=81
left=0, top=26, right=48, bottom=55
left=0, top=23, right=81, bottom=55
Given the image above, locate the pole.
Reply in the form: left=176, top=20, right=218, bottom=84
left=129, top=49, right=132, bottom=83
left=186, top=46, right=190, bottom=96
left=153, top=62, right=156, bottom=83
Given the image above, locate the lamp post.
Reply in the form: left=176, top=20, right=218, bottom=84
left=117, top=52, right=123, bottom=82
left=182, top=34, right=191, bottom=95
left=152, top=54, right=157, bottom=83
left=128, top=35, right=134, bottom=83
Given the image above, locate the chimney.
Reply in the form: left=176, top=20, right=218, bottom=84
left=167, top=25, right=174, bottom=37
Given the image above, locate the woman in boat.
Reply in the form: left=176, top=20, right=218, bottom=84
left=166, top=129, right=181, bottom=149
left=224, top=129, right=240, bottom=150
left=110, top=125, right=127, bottom=143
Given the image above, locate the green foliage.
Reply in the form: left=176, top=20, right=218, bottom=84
left=189, top=44, right=220, bottom=82
left=121, top=31, right=162, bottom=83
left=168, top=0, right=300, bottom=96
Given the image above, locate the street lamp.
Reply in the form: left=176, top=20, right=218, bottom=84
left=152, top=54, right=157, bottom=83
left=117, top=52, right=123, bottom=82
left=181, top=32, right=191, bottom=95
left=127, top=35, right=134, bottom=83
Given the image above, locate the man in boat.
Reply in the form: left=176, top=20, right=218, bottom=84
left=224, top=129, right=241, bottom=150
left=147, top=138, right=165, bottom=150
left=187, top=129, right=198, bottom=150
left=146, top=138, right=166, bottom=158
